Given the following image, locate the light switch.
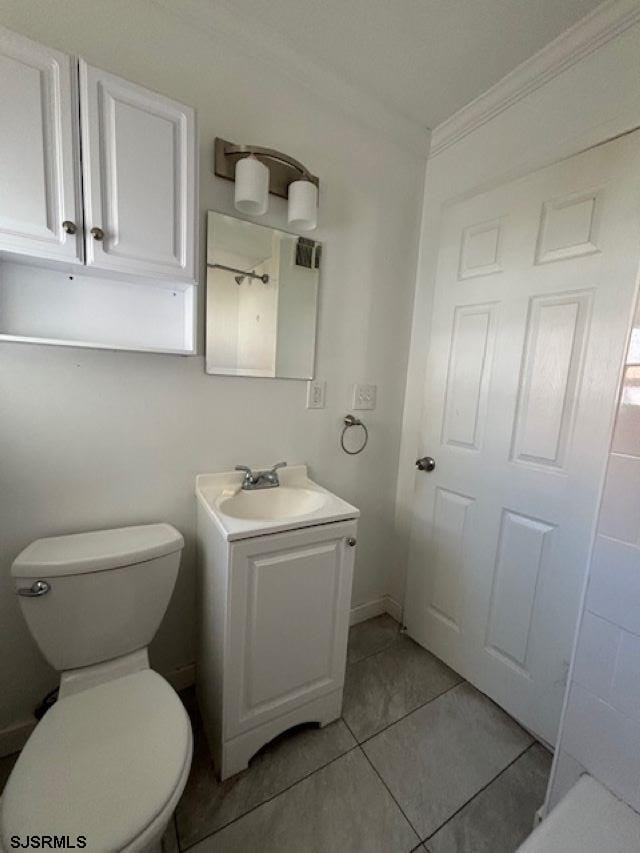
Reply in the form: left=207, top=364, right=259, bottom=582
left=353, top=383, right=377, bottom=410
left=306, top=379, right=326, bottom=409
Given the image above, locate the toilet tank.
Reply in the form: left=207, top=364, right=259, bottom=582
left=12, top=524, right=184, bottom=672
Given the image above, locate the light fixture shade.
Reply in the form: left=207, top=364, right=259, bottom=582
left=287, top=180, right=318, bottom=231
left=234, top=155, right=269, bottom=216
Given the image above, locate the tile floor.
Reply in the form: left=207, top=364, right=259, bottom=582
left=0, top=614, right=551, bottom=852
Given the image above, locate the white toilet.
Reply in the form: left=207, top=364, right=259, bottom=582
left=0, top=523, right=192, bottom=853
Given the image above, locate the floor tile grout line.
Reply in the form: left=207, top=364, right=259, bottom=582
left=421, top=741, right=537, bottom=844
left=177, top=631, right=535, bottom=851
left=354, top=732, right=423, bottom=845
left=179, top=742, right=362, bottom=851
left=355, top=678, right=464, bottom=746
left=346, top=632, right=402, bottom=667
left=180, top=664, right=456, bottom=851
left=343, top=713, right=423, bottom=845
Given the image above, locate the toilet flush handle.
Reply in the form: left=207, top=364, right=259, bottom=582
left=16, top=580, right=50, bottom=597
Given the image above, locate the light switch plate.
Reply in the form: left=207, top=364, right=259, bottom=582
left=353, top=383, right=377, bottom=410
left=306, top=379, right=326, bottom=409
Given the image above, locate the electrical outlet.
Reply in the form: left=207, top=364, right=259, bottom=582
left=353, top=383, right=377, bottom=410
left=306, top=379, right=326, bottom=409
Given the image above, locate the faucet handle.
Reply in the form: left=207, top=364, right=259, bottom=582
left=235, top=464, right=253, bottom=474
left=267, top=461, right=287, bottom=474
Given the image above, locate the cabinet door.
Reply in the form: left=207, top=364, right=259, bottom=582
left=79, top=61, right=197, bottom=282
left=225, top=521, right=356, bottom=739
left=0, top=28, right=82, bottom=262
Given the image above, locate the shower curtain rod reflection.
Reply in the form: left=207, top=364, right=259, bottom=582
left=207, top=262, right=270, bottom=285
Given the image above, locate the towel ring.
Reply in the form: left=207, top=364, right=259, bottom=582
left=341, top=414, right=369, bottom=455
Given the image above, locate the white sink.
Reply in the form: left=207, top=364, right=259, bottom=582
left=196, top=465, right=359, bottom=541
left=218, top=486, right=327, bottom=521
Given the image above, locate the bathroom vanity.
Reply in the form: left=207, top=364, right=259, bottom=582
left=195, top=465, right=359, bottom=779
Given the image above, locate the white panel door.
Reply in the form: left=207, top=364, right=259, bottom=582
left=79, top=61, right=196, bottom=282
left=0, top=27, right=82, bottom=262
left=405, top=131, right=640, bottom=745
left=225, top=520, right=356, bottom=739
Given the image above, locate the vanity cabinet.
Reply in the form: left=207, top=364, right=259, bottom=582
left=0, top=28, right=82, bottom=263
left=196, top=476, right=358, bottom=780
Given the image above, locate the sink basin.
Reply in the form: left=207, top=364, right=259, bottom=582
left=196, top=465, right=359, bottom=540
left=218, top=486, right=327, bottom=521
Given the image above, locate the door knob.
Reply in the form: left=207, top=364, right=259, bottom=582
left=90, top=226, right=104, bottom=241
left=416, top=456, right=436, bottom=472
left=62, top=220, right=77, bottom=234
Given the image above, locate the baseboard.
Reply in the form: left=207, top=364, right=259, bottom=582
left=0, top=718, right=36, bottom=758
left=0, top=661, right=198, bottom=759
left=350, top=595, right=403, bottom=626
left=164, top=661, right=196, bottom=692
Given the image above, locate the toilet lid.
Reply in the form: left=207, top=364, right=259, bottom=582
left=0, top=670, right=192, bottom=852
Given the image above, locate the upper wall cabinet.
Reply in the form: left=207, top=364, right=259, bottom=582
left=0, top=27, right=198, bottom=354
left=79, top=62, right=197, bottom=282
left=0, top=29, right=82, bottom=263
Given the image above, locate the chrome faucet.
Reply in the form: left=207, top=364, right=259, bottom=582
left=235, top=462, right=287, bottom=490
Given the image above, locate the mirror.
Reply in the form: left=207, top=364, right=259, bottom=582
left=206, top=212, right=321, bottom=378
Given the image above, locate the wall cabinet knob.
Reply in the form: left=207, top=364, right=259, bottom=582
left=90, top=226, right=105, bottom=241
left=346, top=537, right=357, bottom=547
left=62, top=220, right=77, bottom=234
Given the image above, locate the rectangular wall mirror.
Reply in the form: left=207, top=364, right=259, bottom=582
left=206, top=212, right=321, bottom=378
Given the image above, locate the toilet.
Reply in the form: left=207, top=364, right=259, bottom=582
left=0, top=523, right=192, bottom=853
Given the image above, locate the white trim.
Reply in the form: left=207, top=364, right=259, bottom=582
left=0, top=718, right=35, bottom=758
left=164, top=661, right=196, bottom=693
left=430, top=0, right=640, bottom=157
left=148, top=0, right=430, bottom=158
left=0, top=661, right=197, bottom=758
left=349, top=595, right=403, bottom=626
left=383, top=594, right=403, bottom=624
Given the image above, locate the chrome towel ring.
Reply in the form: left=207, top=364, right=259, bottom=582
left=341, top=414, right=369, bottom=455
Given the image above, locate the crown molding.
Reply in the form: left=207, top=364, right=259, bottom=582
left=149, top=0, right=431, bottom=159
left=430, top=0, right=640, bottom=158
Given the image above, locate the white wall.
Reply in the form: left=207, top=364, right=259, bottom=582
left=206, top=250, right=245, bottom=370
left=394, top=7, right=640, bottom=607
left=0, top=0, right=425, bottom=741
left=275, top=238, right=318, bottom=379
left=546, top=295, right=640, bottom=812
left=236, top=257, right=278, bottom=376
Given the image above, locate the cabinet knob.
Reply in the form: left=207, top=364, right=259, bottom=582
left=90, top=226, right=105, bottom=241
left=346, top=537, right=357, bottom=547
left=62, top=220, right=77, bottom=235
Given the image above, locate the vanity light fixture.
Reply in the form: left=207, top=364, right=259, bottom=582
left=214, top=138, right=319, bottom=231
left=234, top=155, right=269, bottom=216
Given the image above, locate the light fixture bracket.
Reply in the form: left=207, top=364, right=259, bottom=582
left=214, top=138, right=319, bottom=201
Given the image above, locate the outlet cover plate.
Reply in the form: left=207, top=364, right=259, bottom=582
left=306, top=379, right=326, bottom=409
left=353, top=383, right=377, bottom=410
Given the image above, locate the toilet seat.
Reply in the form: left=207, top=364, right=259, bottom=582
left=0, top=670, right=192, bottom=853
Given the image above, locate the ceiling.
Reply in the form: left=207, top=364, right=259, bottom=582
left=217, top=0, right=604, bottom=131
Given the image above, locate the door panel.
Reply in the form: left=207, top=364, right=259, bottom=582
left=0, top=28, right=81, bottom=262
left=511, top=291, right=592, bottom=469
left=428, top=487, right=474, bottom=629
left=442, top=303, right=498, bottom=450
left=405, top=131, right=640, bottom=744
left=485, top=509, right=555, bottom=670
left=79, top=60, right=196, bottom=281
